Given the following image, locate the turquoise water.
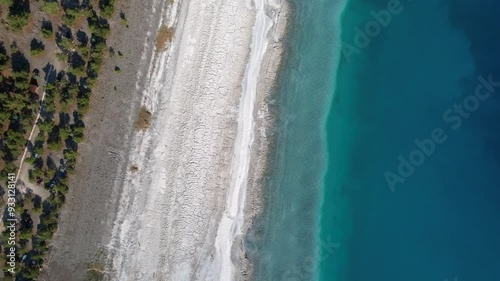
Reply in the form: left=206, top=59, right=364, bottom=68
left=251, top=0, right=500, bottom=280
left=248, top=1, right=344, bottom=280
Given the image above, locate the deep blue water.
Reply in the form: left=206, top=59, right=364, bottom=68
left=320, top=0, right=500, bottom=281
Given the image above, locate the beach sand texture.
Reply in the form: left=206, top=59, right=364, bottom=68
left=41, top=0, right=288, bottom=280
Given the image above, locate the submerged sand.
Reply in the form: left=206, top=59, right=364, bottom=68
left=42, top=0, right=288, bottom=280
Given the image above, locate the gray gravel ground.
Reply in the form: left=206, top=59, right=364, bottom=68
left=40, top=0, right=165, bottom=280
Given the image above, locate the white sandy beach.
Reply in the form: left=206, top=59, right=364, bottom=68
left=42, top=0, right=288, bottom=280
left=105, top=0, right=288, bottom=280
left=107, top=0, right=255, bottom=278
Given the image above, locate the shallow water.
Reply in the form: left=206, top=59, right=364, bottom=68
left=250, top=0, right=344, bottom=280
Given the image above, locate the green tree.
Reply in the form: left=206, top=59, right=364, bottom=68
left=30, top=39, right=45, bottom=56
left=7, top=1, right=30, bottom=32
left=58, top=36, right=73, bottom=51
left=41, top=21, right=53, bottom=39
left=42, top=1, right=60, bottom=16
left=47, top=139, right=61, bottom=151
left=7, top=13, right=29, bottom=32
left=59, top=126, right=72, bottom=140
left=72, top=124, right=84, bottom=142
left=63, top=7, right=90, bottom=26
left=4, top=129, right=25, bottom=152
left=88, top=12, right=110, bottom=38
left=68, top=64, right=86, bottom=76
left=99, top=0, right=114, bottom=18
left=55, top=52, right=67, bottom=62
left=38, top=119, right=53, bottom=133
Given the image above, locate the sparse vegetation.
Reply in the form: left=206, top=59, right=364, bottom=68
left=41, top=1, right=60, bottom=16
left=155, top=25, right=174, bottom=51
left=88, top=10, right=110, bottom=38
left=7, top=1, right=30, bottom=32
left=86, top=249, right=109, bottom=281
left=99, top=0, right=114, bottom=19
left=63, top=7, right=89, bottom=26
left=134, top=106, right=152, bottom=131
left=55, top=52, right=67, bottom=62
left=119, top=11, right=127, bottom=26
left=30, top=39, right=45, bottom=56
left=58, top=36, right=74, bottom=51
left=41, top=21, right=53, bottom=39
left=0, top=0, right=13, bottom=6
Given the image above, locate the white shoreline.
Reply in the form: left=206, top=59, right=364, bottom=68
left=213, top=0, right=273, bottom=279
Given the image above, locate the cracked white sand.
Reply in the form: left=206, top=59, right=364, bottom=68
left=213, top=0, right=273, bottom=280
left=105, top=0, right=267, bottom=280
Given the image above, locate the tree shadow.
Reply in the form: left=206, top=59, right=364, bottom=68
left=0, top=41, right=7, bottom=56
left=56, top=70, right=66, bottom=81
left=69, top=52, right=86, bottom=69
left=76, top=29, right=88, bottom=45
left=40, top=109, right=55, bottom=123
left=33, top=140, right=44, bottom=157
left=60, top=0, right=82, bottom=10
left=20, top=209, right=33, bottom=229
left=41, top=199, right=52, bottom=214
left=29, top=76, right=38, bottom=87
left=41, top=19, right=53, bottom=34
left=55, top=27, right=73, bottom=51
left=0, top=42, right=8, bottom=69
left=8, top=0, right=30, bottom=16
left=46, top=155, right=57, bottom=171
left=72, top=111, right=84, bottom=126
left=26, top=140, right=34, bottom=152
left=47, top=125, right=60, bottom=144
left=58, top=112, right=70, bottom=128
left=65, top=137, right=78, bottom=151
left=78, top=76, right=88, bottom=91
left=32, top=195, right=42, bottom=210
left=11, top=48, right=30, bottom=73
left=98, top=0, right=112, bottom=11
left=57, top=25, right=72, bottom=39
left=30, top=38, right=45, bottom=52
left=119, top=10, right=126, bottom=20
left=33, top=157, right=43, bottom=170
left=64, top=73, right=77, bottom=87
left=42, top=63, right=56, bottom=84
